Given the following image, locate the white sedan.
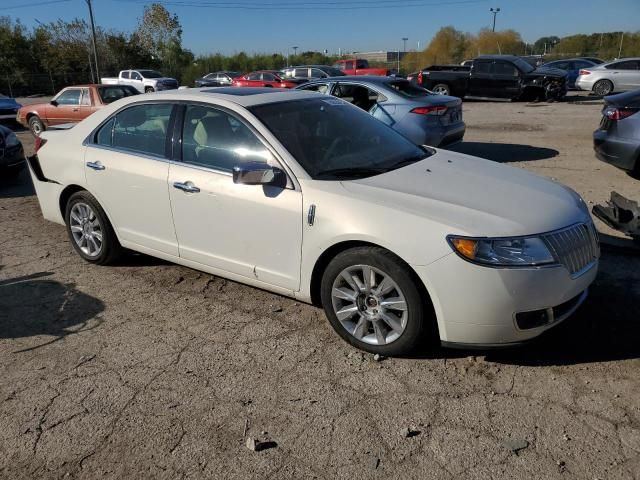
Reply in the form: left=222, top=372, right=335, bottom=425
left=27, top=88, right=599, bottom=355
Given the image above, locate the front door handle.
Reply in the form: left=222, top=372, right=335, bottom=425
left=86, top=161, right=105, bottom=171
left=173, top=181, right=200, bottom=193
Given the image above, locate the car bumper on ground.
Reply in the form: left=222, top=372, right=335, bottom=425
left=593, top=129, right=640, bottom=171
left=0, top=143, right=25, bottom=171
left=413, top=252, right=598, bottom=346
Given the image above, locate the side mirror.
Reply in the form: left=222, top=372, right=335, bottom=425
left=233, top=162, right=284, bottom=186
left=50, top=100, right=58, bottom=106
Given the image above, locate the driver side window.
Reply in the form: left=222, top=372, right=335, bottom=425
left=181, top=105, right=274, bottom=172
left=56, top=89, right=82, bottom=105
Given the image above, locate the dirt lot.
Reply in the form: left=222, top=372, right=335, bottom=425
left=1, top=94, right=639, bottom=479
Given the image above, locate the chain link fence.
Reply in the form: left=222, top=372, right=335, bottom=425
left=0, top=71, right=114, bottom=98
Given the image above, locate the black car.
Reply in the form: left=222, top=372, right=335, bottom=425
left=593, top=89, right=640, bottom=175
left=194, top=71, right=241, bottom=88
left=408, top=55, right=569, bottom=101
left=280, top=65, right=345, bottom=80
left=0, top=124, right=25, bottom=177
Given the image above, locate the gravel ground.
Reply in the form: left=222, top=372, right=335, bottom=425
left=1, top=93, right=639, bottom=479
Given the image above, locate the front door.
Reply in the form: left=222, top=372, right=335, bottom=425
left=467, top=60, right=494, bottom=97
left=168, top=104, right=303, bottom=290
left=490, top=61, right=521, bottom=98
left=84, top=102, right=179, bottom=256
left=46, top=88, right=83, bottom=125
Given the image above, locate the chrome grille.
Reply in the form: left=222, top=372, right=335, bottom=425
left=543, top=223, right=599, bottom=276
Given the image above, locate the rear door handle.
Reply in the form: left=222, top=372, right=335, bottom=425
left=173, top=181, right=200, bottom=193
left=86, top=161, right=105, bottom=171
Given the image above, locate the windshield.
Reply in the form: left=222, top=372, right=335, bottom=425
left=249, top=98, right=431, bottom=180
left=386, top=80, right=432, bottom=98
left=138, top=70, right=163, bottom=78
left=513, top=58, right=534, bottom=73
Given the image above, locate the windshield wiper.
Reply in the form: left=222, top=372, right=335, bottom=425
left=315, top=167, right=388, bottom=179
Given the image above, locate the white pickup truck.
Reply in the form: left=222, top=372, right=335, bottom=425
left=101, top=70, right=179, bottom=93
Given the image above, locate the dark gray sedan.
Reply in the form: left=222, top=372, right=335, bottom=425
left=296, top=76, right=465, bottom=147
left=594, top=89, right=640, bottom=175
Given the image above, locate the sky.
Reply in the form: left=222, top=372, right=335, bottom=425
left=5, top=0, right=640, bottom=56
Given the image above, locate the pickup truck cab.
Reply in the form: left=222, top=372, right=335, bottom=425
left=101, top=70, right=178, bottom=93
left=408, top=55, right=568, bottom=102
left=333, top=59, right=392, bottom=76
left=17, top=84, right=139, bottom=136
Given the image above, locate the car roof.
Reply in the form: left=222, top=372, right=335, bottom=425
left=152, top=87, right=320, bottom=107
left=597, top=57, right=640, bottom=67
left=546, top=58, right=595, bottom=63
left=475, top=54, right=521, bottom=61
left=306, top=75, right=400, bottom=83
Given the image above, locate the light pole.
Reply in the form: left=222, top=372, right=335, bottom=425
left=490, top=7, right=500, bottom=32
left=85, top=0, right=100, bottom=81
left=292, top=45, right=298, bottom=58
left=402, top=37, right=408, bottom=53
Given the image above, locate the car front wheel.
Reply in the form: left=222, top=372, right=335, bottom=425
left=65, top=191, right=122, bottom=265
left=320, top=246, right=429, bottom=356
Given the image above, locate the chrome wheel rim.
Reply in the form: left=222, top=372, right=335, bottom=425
left=31, top=120, right=42, bottom=135
left=595, top=82, right=611, bottom=96
left=69, top=202, right=103, bottom=257
left=433, top=85, right=448, bottom=95
left=331, top=265, right=408, bottom=346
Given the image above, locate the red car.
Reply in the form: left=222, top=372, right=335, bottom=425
left=333, top=59, right=392, bottom=76
left=232, top=71, right=305, bottom=89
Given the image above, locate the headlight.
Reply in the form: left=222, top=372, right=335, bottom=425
left=5, top=132, right=20, bottom=148
left=447, top=235, right=556, bottom=267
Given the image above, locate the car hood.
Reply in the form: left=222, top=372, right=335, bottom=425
left=530, top=66, right=568, bottom=78
left=342, top=149, right=589, bottom=237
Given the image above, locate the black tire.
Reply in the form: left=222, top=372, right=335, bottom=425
left=263, top=84, right=273, bottom=88
left=320, top=246, right=432, bottom=356
left=432, top=83, right=450, bottom=96
left=145, top=87, right=155, bottom=93
left=593, top=80, right=613, bottom=97
left=65, top=191, right=122, bottom=265
left=28, top=116, right=45, bottom=136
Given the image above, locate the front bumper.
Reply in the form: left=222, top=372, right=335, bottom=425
left=414, top=253, right=598, bottom=345
left=593, top=129, right=640, bottom=171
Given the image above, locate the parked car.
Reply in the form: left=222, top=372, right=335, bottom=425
left=101, top=70, right=178, bottom=93
left=297, top=76, right=465, bottom=147
left=232, top=71, right=305, bottom=88
left=0, top=94, right=22, bottom=121
left=593, top=88, right=640, bottom=175
left=575, top=58, right=640, bottom=96
left=332, top=59, right=392, bottom=76
left=26, top=88, right=598, bottom=355
left=408, top=55, right=569, bottom=101
left=0, top=124, right=25, bottom=176
left=17, top=84, right=139, bottom=136
left=194, top=71, right=241, bottom=87
left=280, top=65, right=345, bottom=80
left=542, top=58, right=597, bottom=89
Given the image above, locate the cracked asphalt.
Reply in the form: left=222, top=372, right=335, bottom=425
left=1, top=94, right=639, bottom=479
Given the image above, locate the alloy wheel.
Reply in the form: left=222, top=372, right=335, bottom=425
left=69, top=202, right=103, bottom=257
left=331, top=264, right=408, bottom=345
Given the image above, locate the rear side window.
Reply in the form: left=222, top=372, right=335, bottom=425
left=262, top=73, right=276, bottom=81
left=181, top=104, right=273, bottom=172
left=247, top=73, right=261, bottom=80
left=98, top=103, right=173, bottom=157
left=294, top=68, right=308, bottom=78
left=607, top=61, right=639, bottom=70
left=121, top=71, right=130, bottom=79
left=474, top=61, right=491, bottom=74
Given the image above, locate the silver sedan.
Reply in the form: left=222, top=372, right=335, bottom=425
left=575, top=58, right=640, bottom=96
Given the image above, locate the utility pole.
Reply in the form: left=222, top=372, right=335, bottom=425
left=618, top=32, right=624, bottom=59
left=86, top=0, right=100, bottom=82
left=402, top=37, right=408, bottom=54
left=490, top=7, right=500, bottom=32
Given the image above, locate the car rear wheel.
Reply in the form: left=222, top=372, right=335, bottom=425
left=432, top=84, right=450, bottom=96
left=28, top=116, right=45, bottom=136
left=320, top=246, right=429, bottom=356
left=65, top=191, right=122, bottom=265
left=593, top=80, right=613, bottom=96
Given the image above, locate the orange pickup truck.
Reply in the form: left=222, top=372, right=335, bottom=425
left=332, top=59, right=392, bottom=76
left=17, top=84, right=139, bottom=136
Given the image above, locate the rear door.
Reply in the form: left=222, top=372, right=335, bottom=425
left=84, top=102, right=179, bottom=255
left=611, top=60, right=640, bottom=90
left=467, top=60, right=494, bottom=97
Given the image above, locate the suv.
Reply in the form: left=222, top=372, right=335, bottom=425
left=280, top=65, right=345, bottom=80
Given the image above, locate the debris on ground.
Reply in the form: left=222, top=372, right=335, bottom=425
left=400, top=427, right=420, bottom=438
left=503, top=438, right=529, bottom=454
